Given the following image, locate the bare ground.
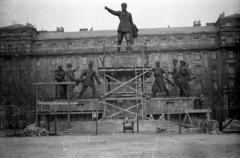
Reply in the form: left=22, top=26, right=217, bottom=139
left=0, top=133, right=239, bottom=158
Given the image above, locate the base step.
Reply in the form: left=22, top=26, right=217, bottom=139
left=63, top=120, right=179, bottom=134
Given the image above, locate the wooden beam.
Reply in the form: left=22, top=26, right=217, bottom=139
left=105, top=103, right=142, bottom=119
left=106, top=74, right=144, bottom=95
left=33, top=82, right=75, bottom=85
left=101, top=70, right=148, bottom=98
left=100, top=101, right=149, bottom=120
left=185, top=109, right=212, bottom=113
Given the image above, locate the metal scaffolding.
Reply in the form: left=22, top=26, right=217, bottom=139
left=98, top=44, right=151, bottom=120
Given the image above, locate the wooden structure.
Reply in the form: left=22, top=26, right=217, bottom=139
left=33, top=45, right=213, bottom=134
left=98, top=45, right=151, bottom=120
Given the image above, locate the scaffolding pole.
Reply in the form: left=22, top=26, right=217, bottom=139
left=100, top=45, right=149, bottom=120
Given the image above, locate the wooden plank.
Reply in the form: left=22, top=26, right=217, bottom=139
left=37, top=101, right=78, bottom=105
left=187, top=113, right=193, bottom=125
left=33, top=82, right=75, bottom=85
left=150, top=97, right=196, bottom=101
left=185, top=109, right=212, bottom=113
left=38, top=111, right=103, bottom=115
left=105, top=103, right=142, bottom=119
left=105, top=97, right=144, bottom=101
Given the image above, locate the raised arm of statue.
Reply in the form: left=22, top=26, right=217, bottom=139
left=105, top=7, right=120, bottom=16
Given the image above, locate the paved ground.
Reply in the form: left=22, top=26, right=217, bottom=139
left=0, top=133, right=239, bottom=158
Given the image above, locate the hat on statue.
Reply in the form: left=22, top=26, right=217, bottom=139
left=180, top=60, right=186, bottom=64
left=89, top=61, right=94, bottom=65
left=67, top=63, right=72, bottom=68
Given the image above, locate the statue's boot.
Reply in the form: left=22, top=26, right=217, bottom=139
left=126, top=42, right=131, bottom=53
left=116, top=45, right=120, bottom=54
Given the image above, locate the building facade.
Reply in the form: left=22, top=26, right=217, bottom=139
left=0, top=13, right=239, bottom=131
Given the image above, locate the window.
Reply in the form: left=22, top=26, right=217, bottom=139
left=36, top=59, right=41, bottom=66
left=1, top=45, right=4, bottom=52
left=51, top=43, right=57, bottom=46
left=212, top=74, right=218, bottom=80
left=145, top=39, right=151, bottom=43
left=235, top=36, right=240, bottom=43
left=193, top=37, right=199, bottom=40
left=21, top=31, right=27, bottom=35
left=161, top=53, right=168, bottom=61
left=8, top=32, right=13, bottom=36
left=19, top=70, right=25, bottom=80
left=97, top=41, right=104, bottom=45
left=82, top=41, right=88, bottom=45
left=226, top=37, right=233, bottom=44
left=213, top=81, right=218, bottom=90
left=66, top=42, right=73, bottom=46
left=161, top=36, right=167, bottom=41
left=227, top=51, right=235, bottom=59
left=37, top=43, right=42, bottom=47
left=209, top=37, right=215, bottom=44
left=194, top=52, right=201, bottom=61
left=147, top=55, right=152, bottom=62
left=226, top=23, right=232, bottom=26
left=228, top=79, right=235, bottom=89
left=211, top=52, right=217, bottom=60
left=228, top=65, right=235, bottom=78
left=195, top=81, right=201, bottom=91
left=177, top=38, right=183, bottom=41
left=20, top=44, right=25, bottom=52
left=57, top=57, right=63, bottom=65
left=82, top=57, right=87, bottom=65
left=211, top=65, right=218, bottom=80
left=13, top=44, right=18, bottom=52
left=66, top=57, right=72, bottom=64
left=178, top=53, right=184, bottom=61
left=19, top=60, right=25, bottom=67
left=5, top=70, right=13, bottom=80
left=50, top=58, right=56, bottom=66
left=6, top=60, right=13, bottom=68
left=7, top=45, right=13, bottom=53
left=195, top=65, right=202, bottom=75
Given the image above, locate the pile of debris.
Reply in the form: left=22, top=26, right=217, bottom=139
left=223, top=118, right=240, bottom=129
left=16, top=123, right=54, bottom=137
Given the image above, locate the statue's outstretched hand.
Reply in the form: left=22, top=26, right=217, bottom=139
left=105, top=6, right=108, bottom=10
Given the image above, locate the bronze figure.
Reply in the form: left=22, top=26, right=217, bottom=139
left=65, top=63, right=79, bottom=98
left=105, top=3, right=134, bottom=53
left=152, top=61, right=171, bottom=98
left=78, top=61, right=101, bottom=98
left=54, top=65, right=67, bottom=99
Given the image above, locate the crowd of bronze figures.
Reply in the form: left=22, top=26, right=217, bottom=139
left=54, top=59, right=195, bottom=99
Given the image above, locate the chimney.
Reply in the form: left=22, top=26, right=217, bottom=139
left=56, top=27, right=64, bottom=32
left=79, top=28, right=88, bottom=31
left=193, top=21, right=201, bottom=27
left=219, top=12, right=225, bottom=18
left=206, top=23, right=215, bottom=26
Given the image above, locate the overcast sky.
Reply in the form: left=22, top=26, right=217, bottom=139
left=0, top=0, right=240, bottom=32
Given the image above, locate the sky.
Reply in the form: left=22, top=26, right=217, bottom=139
left=0, top=0, right=240, bottom=32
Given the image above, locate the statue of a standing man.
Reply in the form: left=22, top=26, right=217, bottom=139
left=105, top=3, right=133, bottom=53
left=78, top=61, right=101, bottom=98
